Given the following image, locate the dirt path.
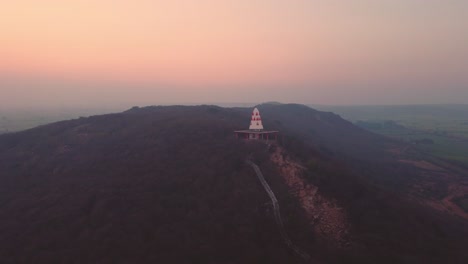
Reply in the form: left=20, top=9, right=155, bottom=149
left=431, top=181, right=468, bottom=220
left=401, top=159, right=468, bottom=220
left=246, top=160, right=312, bottom=262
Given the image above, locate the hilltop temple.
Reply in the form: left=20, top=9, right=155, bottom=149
left=234, top=108, right=279, bottom=140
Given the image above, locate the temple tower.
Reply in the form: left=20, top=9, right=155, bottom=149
left=234, top=107, right=279, bottom=140
left=249, top=108, right=264, bottom=130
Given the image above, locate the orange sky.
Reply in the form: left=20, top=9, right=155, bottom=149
left=1, top=0, right=467, bottom=107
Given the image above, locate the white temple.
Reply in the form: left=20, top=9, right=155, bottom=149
left=249, top=108, right=264, bottom=130
left=234, top=107, right=279, bottom=140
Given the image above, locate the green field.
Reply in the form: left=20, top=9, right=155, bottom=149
left=314, top=104, right=468, bottom=166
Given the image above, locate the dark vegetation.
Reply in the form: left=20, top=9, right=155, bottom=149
left=256, top=104, right=467, bottom=263
left=256, top=105, right=419, bottom=192
left=0, top=106, right=314, bottom=264
left=257, top=104, right=468, bottom=204
left=279, top=134, right=467, bottom=263
left=0, top=104, right=467, bottom=263
left=453, top=195, right=468, bottom=213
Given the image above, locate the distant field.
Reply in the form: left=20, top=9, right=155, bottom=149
left=314, top=104, right=468, bottom=166
left=0, top=107, right=121, bottom=133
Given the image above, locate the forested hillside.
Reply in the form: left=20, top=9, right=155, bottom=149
left=0, top=105, right=467, bottom=263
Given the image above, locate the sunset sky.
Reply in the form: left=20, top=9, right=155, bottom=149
left=1, top=0, right=467, bottom=108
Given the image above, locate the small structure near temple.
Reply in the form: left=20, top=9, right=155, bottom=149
left=234, top=107, right=279, bottom=140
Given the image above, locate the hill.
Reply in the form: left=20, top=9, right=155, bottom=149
left=0, top=104, right=467, bottom=263
left=257, top=104, right=468, bottom=218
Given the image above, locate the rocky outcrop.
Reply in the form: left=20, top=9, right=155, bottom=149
left=271, top=146, right=350, bottom=247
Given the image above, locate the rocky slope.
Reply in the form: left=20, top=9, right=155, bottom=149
left=271, top=146, right=349, bottom=247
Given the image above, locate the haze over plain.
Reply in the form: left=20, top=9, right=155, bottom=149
left=1, top=0, right=467, bottom=108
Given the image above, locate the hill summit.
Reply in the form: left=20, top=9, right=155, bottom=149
left=0, top=104, right=467, bottom=263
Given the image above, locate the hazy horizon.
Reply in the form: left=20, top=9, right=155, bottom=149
left=1, top=0, right=467, bottom=108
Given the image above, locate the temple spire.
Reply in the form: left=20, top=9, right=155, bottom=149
left=249, top=108, right=264, bottom=130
